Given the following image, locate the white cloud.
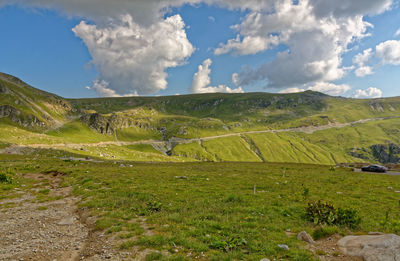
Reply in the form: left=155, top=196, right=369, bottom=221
left=307, top=82, right=351, bottom=96
left=191, top=59, right=243, bottom=94
left=219, top=0, right=392, bottom=90
left=86, top=80, right=138, bottom=97
left=353, top=48, right=373, bottom=66
left=352, top=48, right=374, bottom=77
left=395, top=28, right=400, bottom=37
left=353, top=87, right=383, bottom=98
left=376, top=40, right=400, bottom=65
left=355, top=66, right=374, bottom=77
left=215, top=34, right=279, bottom=55
left=279, top=82, right=350, bottom=96
left=208, top=16, right=215, bottom=22
left=278, top=87, right=305, bottom=94
left=73, top=14, right=194, bottom=96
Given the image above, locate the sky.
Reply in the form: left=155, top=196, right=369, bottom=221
left=0, top=0, right=399, bottom=99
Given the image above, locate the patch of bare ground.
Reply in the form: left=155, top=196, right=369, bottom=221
left=0, top=172, right=165, bottom=261
left=306, top=234, right=362, bottom=261
left=0, top=172, right=87, bottom=261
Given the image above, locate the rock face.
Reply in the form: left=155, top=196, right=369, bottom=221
left=297, top=231, right=315, bottom=244
left=80, top=112, right=155, bottom=135
left=0, top=105, right=43, bottom=127
left=338, top=234, right=400, bottom=261
left=0, top=81, right=10, bottom=94
left=371, top=143, right=400, bottom=164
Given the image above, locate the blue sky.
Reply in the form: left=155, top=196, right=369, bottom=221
left=0, top=1, right=399, bottom=98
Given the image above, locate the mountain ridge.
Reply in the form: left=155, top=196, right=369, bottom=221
left=1, top=72, right=400, bottom=165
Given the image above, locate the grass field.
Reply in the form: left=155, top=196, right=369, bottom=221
left=1, top=155, right=399, bottom=260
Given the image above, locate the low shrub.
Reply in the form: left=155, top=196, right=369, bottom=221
left=306, top=201, right=361, bottom=228
left=0, top=173, right=13, bottom=184
left=210, top=236, right=247, bottom=252
left=147, top=201, right=162, bottom=212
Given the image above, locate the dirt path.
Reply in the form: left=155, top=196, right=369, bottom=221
left=0, top=172, right=161, bottom=261
left=0, top=172, right=88, bottom=261
left=0, top=117, right=391, bottom=153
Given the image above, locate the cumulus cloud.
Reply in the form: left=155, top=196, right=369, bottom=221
left=0, top=0, right=278, bottom=25
left=376, top=40, right=400, bottom=65
left=215, top=34, right=279, bottom=55
left=279, top=82, right=350, bottom=96
left=73, top=14, right=194, bottom=96
left=355, top=66, right=373, bottom=77
left=307, top=82, right=351, bottom=96
left=353, top=48, right=374, bottom=77
left=278, top=87, right=305, bottom=94
left=191, top=59, right=243, bottom=94
left=353, top=87, right=383, bottom=98
left=86, top=80, right=138, bottom=97
left=220, top=0, right=392, bottom=90
left=353, top=48, right=373, bottom=66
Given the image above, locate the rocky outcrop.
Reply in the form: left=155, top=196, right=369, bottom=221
left=371, top=143, right=400, bottom=164
left=338, top=234, right=400, bottom=261
left=0, top=105, right=43, bottom=127
left=0, top=81, right=10, bottom=94
left=80, top=112, right=155, bottom=135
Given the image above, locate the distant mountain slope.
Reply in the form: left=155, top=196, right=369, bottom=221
left=0, top=72, right=74, bottom=129
left=1, top=72, right=400, bottom=165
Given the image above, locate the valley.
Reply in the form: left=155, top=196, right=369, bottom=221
left=1, top=72, right=400, bottom=260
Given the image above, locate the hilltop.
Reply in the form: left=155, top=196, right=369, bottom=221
left=1, top=72, right=400, bottom=165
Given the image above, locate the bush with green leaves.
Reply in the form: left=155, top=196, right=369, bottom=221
left=210, top=235, right=247, bottom=252
left=147, top=201, right=162, bottom=212
left=305, top=201, right=361, bottom=228
left=0, top=173, right=12, bottom=184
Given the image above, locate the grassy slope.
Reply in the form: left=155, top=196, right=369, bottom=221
left=46, top=120, right=115, bottom=143
left=2, top=157, right=399, bottom=260
left=0, top=73, right=72, bottom=126
left=172, top=118, right=400, bottom=164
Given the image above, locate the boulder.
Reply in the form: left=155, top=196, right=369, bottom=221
left=297, top=231, right=315, bottom=244
left=338, top=234, right=400, bottom=261
left=277, top=244, right=289, bottom=251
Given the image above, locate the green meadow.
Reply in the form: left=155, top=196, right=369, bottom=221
left=1, top=155, right=400, bottom=260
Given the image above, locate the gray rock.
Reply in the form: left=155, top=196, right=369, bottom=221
left=174, top=176, right=188, bottom=179
left=338, top=234, right=400, bottom=261
left=57, top=217, right=75, bottom=226
left=260, top=259, right=270, bottom=261
left=297, top=231, right=315, bottom=244
left=277, top=244, right=289, bottom=251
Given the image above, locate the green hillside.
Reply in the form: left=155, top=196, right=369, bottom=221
left=1, top=72, right=400, bottom=165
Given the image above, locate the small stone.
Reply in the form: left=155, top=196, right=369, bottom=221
left=58, top=216, right=75, bottom=225
left=297, top=231, right=315, bottom=244
left=174, top=176, right=188, bottom=179
left=260, top=259, right=270, bottom=261
left=278, top=244, right=289, bottom=251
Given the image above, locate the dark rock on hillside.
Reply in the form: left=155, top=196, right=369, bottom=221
left=80, top=112, right=155, bottom=135
left=371, top=143, right=400, bottom=164
left=0, top=105, right=43, bottom=127
left=0, top=82, right=10, bottom=94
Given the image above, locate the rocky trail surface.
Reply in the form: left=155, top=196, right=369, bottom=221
left=0, top=172, right=154, bottom=261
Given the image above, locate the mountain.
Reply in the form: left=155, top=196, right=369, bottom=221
left=0, top=72, right=74, bottom=129
left=1, top=72, right=400, bottom=165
